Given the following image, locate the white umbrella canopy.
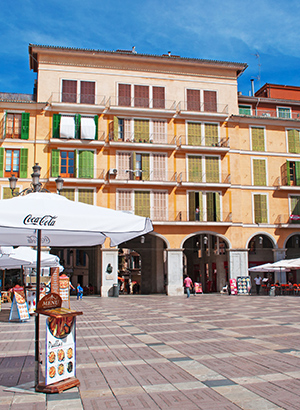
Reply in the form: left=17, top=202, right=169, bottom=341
left=248, top=262, right=290, bottom=272
left=0, top=246, right=61, bottom=269
left=0, top=192, right=153, bottom=247
left=271, top=258, right=300, bottom=269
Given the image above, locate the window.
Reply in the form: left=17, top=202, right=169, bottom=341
left=278, top=107, right=291, bottom=119
left=62, top=80, right=77, bottom=103
left=239, top=105, right=252, bottom=115
left=52, top=114, right=98, bottom=140
left=118, top=190, right=132, bottom=212
left=287, top=129, right=300, bottom=154
left=60, top=188, right=75, bottom=201
left=253, top=159, right=267, bottom=186
left=134, top=85, right=149, bottom=108
left=204, top=91, right=217, bottom=112
left=2, top=187, right=19, bottom=199
left=153, top=87, right=165, bottom=109
left=205, top=156, right=219, bottom=183
left=117, top=190, right=167, bottom=220
left=254, top=194, right=268, bottom=223
left=118, top=84, right=131, bottom=106
left=3, top=112, right=30, bottom=139
left=188, top=156, right=203, bottom=182
left=189, top=191, right=203, bottom=221
left=187, top=122, right=219, bottom=147
left=135, top=153, right=150, bottom=180
left=134, top=119, right=149, bottom=142
left=0, top=148, right=28, bottom=178
left=117, top=151, right=166, bottom=181
left=51, top=150, right=94, bottom=179
left=152, top=154, right=166, bottom=181
left=281, top=160, right=300, bottom=186
left=205, top=124, right=218, bottom=146
left=111, top=118, right=166, bottom=143
left=186, top=89, right=200, bottom=111
left=207, top=192, right=220, bottom=221
left=80, top=81, right=95, bottom=104
left=188, top=191, right=221, bottom=221
left=188, top=123, right=201, bottom=146
left=152, top=120, right=166, bottom=143
left=290, top=196, right=300, bottom=222
left=135, top=191, right=150, bottom=217
left=78, top=189, right=94, bottom=204
left=251, top=127, right=265, bottom=151
left=153, top=191, right=167, bottom=220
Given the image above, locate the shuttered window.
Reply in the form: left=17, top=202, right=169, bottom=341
left=207, top=192, right=220, bottom=221
left=62, top=80, right=77, bottom=103
left=189, top=192, right=203, bottom=221
left=188, top=156, right=202, bottom=182
left=134, top=119, right=149, bottom=142
left=6, top=113, right=22, bottom=138
left=78, top=189, right=94, bottom=205
left=278, top=107, right=291, bottom=118
left=153, top=191, right=167, bottom=220
left=205, top=124, right=218, bottom=147
left=78, top=150, right=93, bottom=178
left=60, top=151, right=75, bottom=178
left=134, top=85, right=149, bottom=108
left=19, top=148, right=28, bottom=178
left=80, top=81, right=95, bottom=104
left=188, top=122, right=201, bottom=146
left=253, top=159, right=267, bottom=186
left=141, top=154, right=150, bottom=180
left=52, top=114, right=61, bottom=138
left=187, top=89, right=200, bottom=111
left=251, top=127, right=265, bottom=151
left=291, top=196, right=300, bottom=216
left=206, top=156, right=219, bottom=183
left=239, top=105, right=252, bottom=115
left=135, top=191, right=150, bottom=217
left=254, top=194, right=268, bottom=223
left=4, top=149, right=20, bottom=177
left=118, top=84, right=131, bottom=106
left=61, top=189, right=75, bottom=201
left=118, top=190, right=132, bottom=212
left=288, top=129, right=300, bottom=154
left=3, top=187, right=19, bottom=199
left=153, top=154, right=166, bottom=181
left=51, top=150, right=60, bottom=177
left=152, top=120, right=166, bottom=143
left=118, top=152, right=131, bottom=179
left=153, top=86, right=165, bottom=109
left=204, top=91, right=217, bottom=112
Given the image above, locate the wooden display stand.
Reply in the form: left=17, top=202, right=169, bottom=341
left=35, top=293, right=82, bottom=393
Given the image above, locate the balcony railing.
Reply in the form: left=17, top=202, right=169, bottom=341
left=276, top=214, right=300, bottom=224
left=48, top=93, right=106, bottom=106
left=175, top=211, right=232, bottom=223
left=50, top=129, right=106, bottom=142
left=108, top=132, right=176, bottom=145
left=177, top=101, right=228, bottom=115
left=50, top=168, right=105, bottom=180
left=106, top=96, right=177, bottom=110
left=177, top=135, right=229, bottom=148
left=178, top=172, right=231, bottom=184
left=241, top=109, right=300, bottom=120
left=110, top=170, right=178, bottom=183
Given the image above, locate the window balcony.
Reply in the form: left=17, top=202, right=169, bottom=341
left=49, top=130, right=106, bottom=144
left=108, top=132, right=177, bottom=148
left=47, top=93, right=106, bottom=112
left=177, top=135, right=229, bottom=152
left=177, top=172, right=231, bottom=187
left=240, top=109, right=300, bottom=120
left=176, top=101, right=228, bottom=116
left=106, top=97, right=177, bottom=115
left=108, top=170, right=178, bottom=186
left=49, top=168, right=105, bottom=183
left=275, top=214, right=300, bottom=225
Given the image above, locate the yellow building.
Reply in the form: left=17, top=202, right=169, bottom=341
left=0, top=44, right=299, bottom=295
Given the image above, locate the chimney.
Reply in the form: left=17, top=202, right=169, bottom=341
left=251, top=79, right=255, bottom=96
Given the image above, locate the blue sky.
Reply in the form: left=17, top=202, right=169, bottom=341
left=1, top=0, right=300, bottom=96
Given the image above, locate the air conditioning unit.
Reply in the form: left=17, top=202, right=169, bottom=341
left=109, top=168, right=117, bottom=175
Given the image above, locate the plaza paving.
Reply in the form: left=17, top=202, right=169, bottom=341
left=1, top=294, right=300, bottom=409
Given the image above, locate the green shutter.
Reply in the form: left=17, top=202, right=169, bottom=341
left=295, top=162, right=300, bottom=186
left=206, top=156, right=219, bottom=183
left=198, top=192, right=203, bottom=220
left=75, top=114, right=81, bottom=139
left=142, top=154, right=150, bottom=180
left=205, top=124, right=218, bottom=147
left=188, top=156, right=202, bottom=182
left=239, top=105, right=251, bottom=115
left=78, top=189, right=93, bottom=204
left=134, top=191, right=150, bottom=217
left=51, top=149, right=60, bottom=177
left=61, top=189, right=75, bottom=201
left=252, top=127, right=264, bottom=151
left=288, top=129, right=300, bottom=154
left=78, top=150, right=93, bottom=178
left=19, top=149, right=28, bottom=178
left=254, top=194, right=268, bottom=223
left=291, top=196, right=300, bottom=216
left=134, top=120, right=149, bottom=142
left=52, top=114, right=61, bottom=138
left=253, top=159, right=266, bottom=186
left=114, top=116, right=119, bottom=141
left=206, top=192, right=220, bottom=222
left=188, top=192, right=196, bottom=221
left=74, top=149, right=77, bottom=178
left=215, top=192, right=220, bottom=221
left=0, top=147, right=4, bottom=178
left=188, top=122, right=201, bottom=146
left=94, top=115, right=98, bottom=140
left=21, top=113, right=30, bottom=140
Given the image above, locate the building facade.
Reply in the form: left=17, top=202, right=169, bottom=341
left=0, top=45, right=299, bottom=295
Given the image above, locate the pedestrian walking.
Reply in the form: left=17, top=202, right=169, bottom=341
left=183, top=274, right=193, bottom=298
left=77, top=283, right=83, bottom=300
left=254, top=275, right=262, bottom=295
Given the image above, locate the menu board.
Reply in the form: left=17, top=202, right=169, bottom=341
left=229, top=278, right=238, bottom=295
left=45, top=315, right=76, bottom=385
left=26, top=288, right=36, bottom=314
left=9, top=286, right=30, bottom=321
left=194, top=282, right=203, bottom=294
left=59, top=275, right=70, bottom=304
left=51, top=267, right=60, bottom=295
left=237, top=276, right=251, bottom=295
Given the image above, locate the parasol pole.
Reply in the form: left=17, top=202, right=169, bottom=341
left=34, top=229, right=41, bottom=388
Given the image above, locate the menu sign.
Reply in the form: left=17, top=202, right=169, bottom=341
left=237, top=276, right=251, bottom=295
left=9, top=286, right=30, bottom=322
left=194, top=282, right=203, bottom=294
left=59, top=275, right=70, bottom=306
left=45, top=315, right=76, bottom=385
left=229, top=278, right=238, bottom=295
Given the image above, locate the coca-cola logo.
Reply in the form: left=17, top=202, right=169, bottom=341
left=23, top=214, right=57, bottom=227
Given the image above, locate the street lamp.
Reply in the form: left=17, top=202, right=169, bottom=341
left=9, top=163, right=64, bottom=196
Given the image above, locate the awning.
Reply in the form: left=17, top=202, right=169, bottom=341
left=80, top=117, right=95, bottom=140
left=60, top=116, right=75, bottom=139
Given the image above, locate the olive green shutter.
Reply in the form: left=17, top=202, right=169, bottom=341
left=21, top=113, right=30, bottom=140
left=188, top=156, right=202, bottom=182
left=52, top=114, right=61, bottom=138
left=19, top=149, right=28, bottom=178
left=3, top=187, right=19, bottom=199
left=295, top=162, right=300, bottom=186
left=291, top=196, right=300, bottom=216
left=288, top=129, right=300, bottom=154
left=142, top=154, right=150, bottom=180
left=206, top=156, right=219, bottom=183
left=135, top=191, right=150, bottom=217
left=78, top=189, right=93, bottom=204
left=134, top=120, right=149, bottom=142
left=94, top=115, right=98, bottom=140
left=188, top=192, right=195, bottom=221
left=75, top=114, right=81, bottom=139
left=253, top=159, right=266, bottom=186
left=207, top=192, right=214, bottom=221
left=0, top=147, right=4, bottom=178
left=254, top=194, right=268, bottom=223
left=215, top=192, right=220, bottom=221
left=205, top=124, right=218, bottom=147
left=286, top=160, right=290, bottom=186
left=252, top=127, right=264, bottom=151
left=188, top=122, right=201, bottom=146
left=51, top=149, right=60, bottom=177
left=113, top=116, right=119, bottom=141
left=78, top=150, right=93, bottom=178
left=61, top=189, right=75, bottom=201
